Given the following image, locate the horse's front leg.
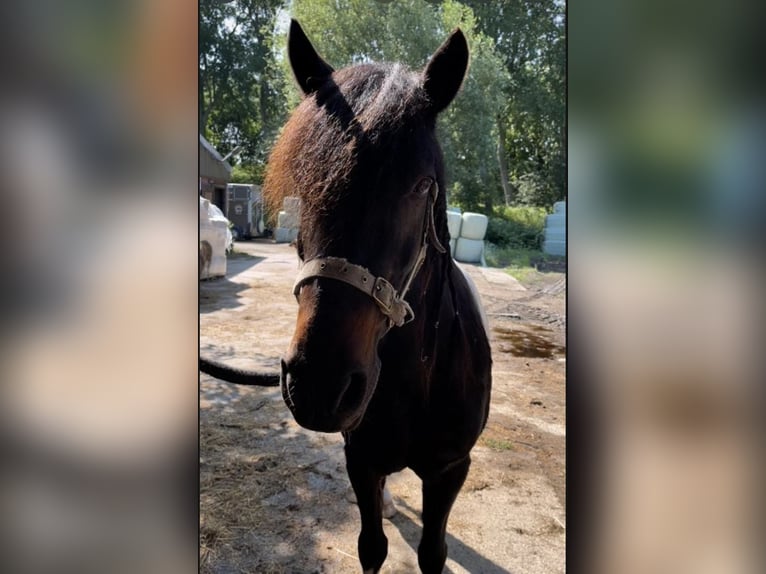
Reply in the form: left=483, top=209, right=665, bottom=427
left=417, top=456, right=471, bottom=574
left=346, top=449, right=388, bottom=573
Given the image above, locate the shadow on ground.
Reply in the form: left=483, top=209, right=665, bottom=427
left=200, top=385, right=356, bottom=574
left=199, top=254, right=265, bottom=314
left=390, top=498, right=514, bottom=574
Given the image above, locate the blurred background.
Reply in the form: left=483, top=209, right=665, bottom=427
left=0, top=0, right=762, bottom=572
left=569, top=0, right=763, bottom=572
left=0, top=0, right=197, bottom=572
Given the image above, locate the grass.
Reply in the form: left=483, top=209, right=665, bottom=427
left=506, top=266, right=537, bottom=283
left=478, top=204, right=566, bottom=284
left=484, top=243, right=566, bottom=274
left=484, top=244, right=566, bottom=287
left=484, top=245, right=539, bottom=269
left=480, top=437, right=515, bottom=451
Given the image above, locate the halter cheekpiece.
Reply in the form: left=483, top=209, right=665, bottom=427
left=292, top=181, right=446, bottom=328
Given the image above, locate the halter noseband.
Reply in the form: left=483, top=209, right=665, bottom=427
left=292, top=182, right=446, bottom=328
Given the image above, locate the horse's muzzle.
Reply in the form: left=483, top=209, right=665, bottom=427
left=280, top=358, right=373, bottom=432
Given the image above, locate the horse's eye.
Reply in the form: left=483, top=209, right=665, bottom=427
left=414, top=178, right=433, bottom=196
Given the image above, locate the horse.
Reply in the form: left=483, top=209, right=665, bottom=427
left=200, top=20, right=492, bottom=573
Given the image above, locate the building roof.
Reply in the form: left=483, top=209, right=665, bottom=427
left=199, top=134, right=233, bottom=180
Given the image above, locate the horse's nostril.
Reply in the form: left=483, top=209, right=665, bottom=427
left=280, top=358, right=299, bottom=412
left=280, top=359, right=293, bottom=387
left=280, top=359, right=289, bottom=379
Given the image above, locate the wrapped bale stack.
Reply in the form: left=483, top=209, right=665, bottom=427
left=446, top=207, right=462, bottom=257
left=274, top=196, right=301, bottom=243
left=542, top=201, right=566, bottom=256
left=455, top=212, right=488, bottom=264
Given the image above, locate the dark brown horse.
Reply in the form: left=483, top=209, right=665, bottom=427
left=201, top=20, right=491, bottom=573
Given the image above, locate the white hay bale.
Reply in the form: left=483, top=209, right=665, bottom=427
left=543, top=239, right=566, bottom=257
left=545, top=213, right=566, bottom=228
left=278, top=210, right=299, bottom=229
left=543, top=208, right=566, bottom=256
left=455, top=237, right=484, bottom=263
left=274, top=227, right=298, bottom=243
left=553, top=201, right=566, bottom=214
left=449, top=238, right=456, bottom=256
left=282, top=196, right=301, bottom=215
left=446, top=206, right=462, bottom=214
left=447, top=211, right=462, bottom=239
left=545, top=228, right=566, bottom=242
left=460, top=212, right=488, bottom=240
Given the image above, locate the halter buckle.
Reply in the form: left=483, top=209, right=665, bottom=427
left=372, top=277, right=395, bottom=312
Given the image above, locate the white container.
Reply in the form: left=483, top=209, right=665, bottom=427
left=544, top=228, right=566, bottom=242
left=447, top=211, right=462, bottom=239
left=543, top=239, right=566, bottom=257
left=455, top=237, right=484, bottom=263
left=545, top=213, right=566, bottom=227
left=277, top=210, right=299, bottom=229
left=282, top=196, right=301, bottom=215
left=274, top=227, right=299, bottom=243
left=543, top=203, right=566, bottom=257
left=449, top=238, right=456, bottom=256
left=460, top=212, right=489, bottom=240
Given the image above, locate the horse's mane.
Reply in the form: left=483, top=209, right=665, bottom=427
left=263, top=62, right=431, bottom=219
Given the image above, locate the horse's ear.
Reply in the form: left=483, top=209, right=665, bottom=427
left=422, top=29, right=469, bottom=114
left=288, top=19, right=334, bottom=95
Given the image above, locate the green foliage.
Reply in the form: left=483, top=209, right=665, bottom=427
left=199, top=0, right=565, bottom=209
left=515, top=172, right=561, bottom=209
left=463, top=0, right=566, bottom=207
left=229, top=163, right=265, bottom=184
left=483, top=245, right=537, bottom=269
left=485, top=206, right=546, bottom=250
left=483, top=245, right=564, bottom=277
left=199, top=0, right=288, bottom=170
left=480, top=437, right=515, bottom=451
left=291, top=0, right=508, bottom=212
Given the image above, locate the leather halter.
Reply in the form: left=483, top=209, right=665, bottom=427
left=292, top=181, right=446, bottom=328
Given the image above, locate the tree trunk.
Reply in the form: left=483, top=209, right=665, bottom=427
left=496, top=117, right=515, bottom=205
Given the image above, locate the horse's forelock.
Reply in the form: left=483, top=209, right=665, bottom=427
left=263, top=63, right=428, bottom=221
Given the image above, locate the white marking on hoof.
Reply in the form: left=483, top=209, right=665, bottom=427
left=382, top=485, right=397, bottom=519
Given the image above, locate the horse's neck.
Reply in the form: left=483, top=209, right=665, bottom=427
left=393, top=252, right=454, bottom=364
left=405, top=250, right=450, bottom=319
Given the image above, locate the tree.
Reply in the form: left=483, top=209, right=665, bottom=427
left=199, top=0, right=287, bottom=177
left=290, top=0, right=508, bottom=212
left=198, top=0, right=565, bottom=206
left=465, top=0, right=566, bottom=207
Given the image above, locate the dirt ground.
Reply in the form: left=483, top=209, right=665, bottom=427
left=200, top=239, right=565, bottom=574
